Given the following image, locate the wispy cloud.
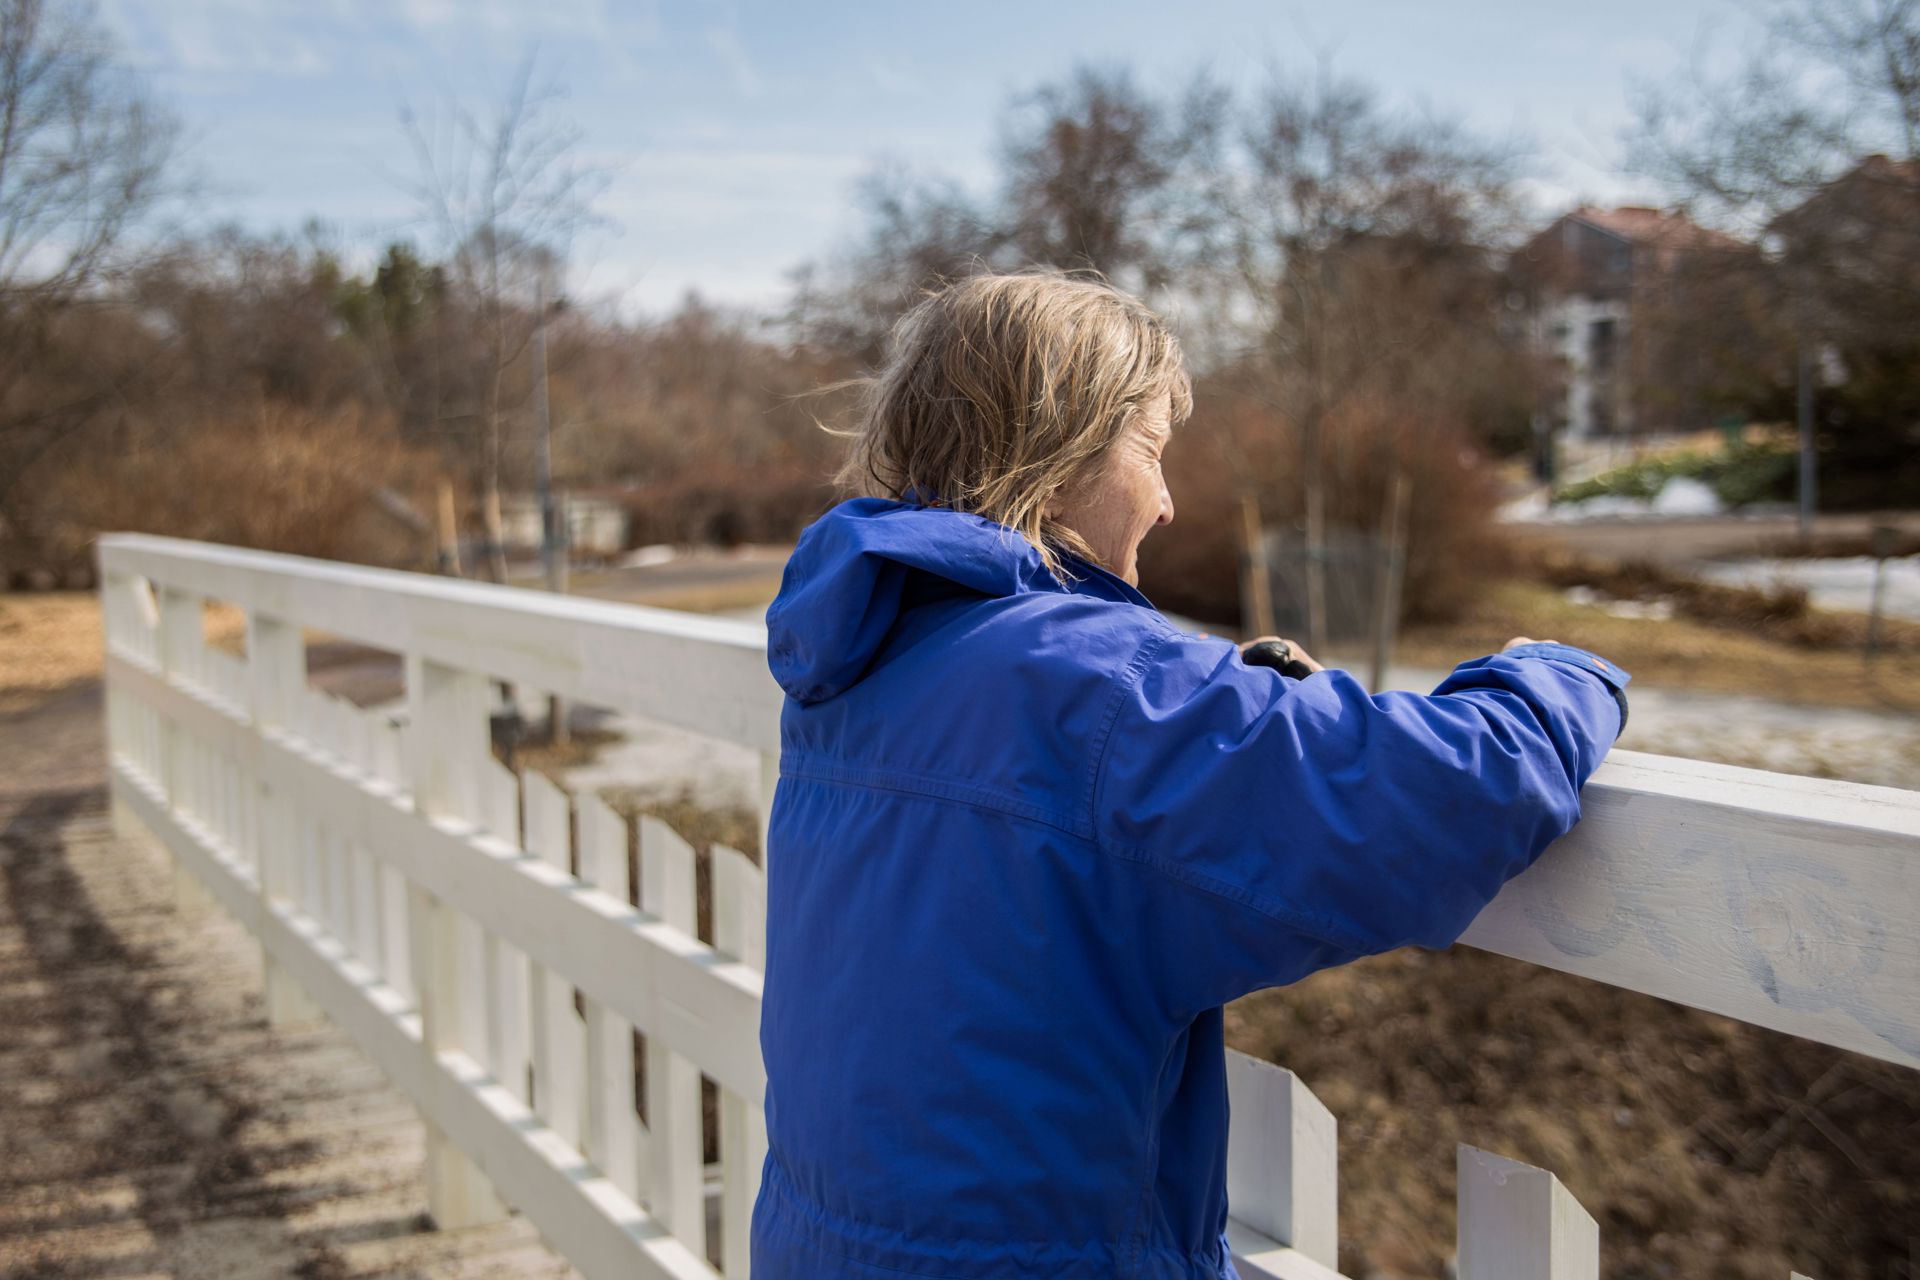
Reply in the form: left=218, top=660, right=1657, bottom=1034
left=862, top=52, right=916, bottom=96
left=104, top=0, right=336, bottom=77
left=705, top=24, right=763, bottom=97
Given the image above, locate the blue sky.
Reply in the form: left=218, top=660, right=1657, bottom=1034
left=99, top=0, right=1763, bottom=318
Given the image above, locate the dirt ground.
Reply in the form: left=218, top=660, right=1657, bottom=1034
left=1226, top=946, right=1918, bottom=1279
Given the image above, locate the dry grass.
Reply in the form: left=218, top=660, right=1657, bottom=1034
left=0, top=593, right=103, bottom=714
left=568, top=571, right=785, bottom=616
left=598, top=782, right=761, bottom=864
left=1, top=591, right=291, bottom=716
left=1397, top=579, right=1920, bottom=714
left=508, top=725, right=627, bottom=776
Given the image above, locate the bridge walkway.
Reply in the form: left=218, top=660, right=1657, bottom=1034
left=0, top=681, right=579, bottom=1279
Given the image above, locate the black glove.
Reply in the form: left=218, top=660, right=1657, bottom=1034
left=1241, top=639, right=1317, bottom=680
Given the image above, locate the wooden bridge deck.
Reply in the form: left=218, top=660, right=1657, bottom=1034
left=0, top=681, right=580, bottom=1279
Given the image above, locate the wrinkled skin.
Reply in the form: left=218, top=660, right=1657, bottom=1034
left=1047, top=394, right=1176, bottom=590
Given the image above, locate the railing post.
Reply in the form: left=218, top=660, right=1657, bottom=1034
left=480, top=756, right=531, bottom=1108
left=155, top=586, right=215, bottom=918
left=639, top=814, right=705, bottom=1252
left=713, top=841, right=768, bottom=1279
left=579, top=793, right=642, bottom=1203
left=1456, top=1145, right=1598, bottom=1280
left=99, top=567, right=139, bottom=839
left=526, top=770, right=586, bottom=1150
left=407, top=654, right=508, bottom=1229
left=248, top=611, right=323, bottom=1028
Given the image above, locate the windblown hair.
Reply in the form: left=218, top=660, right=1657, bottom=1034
left=834, top=270, right=1192, bottom=583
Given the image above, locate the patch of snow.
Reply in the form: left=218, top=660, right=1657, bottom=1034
left=617, top=544, right=677, bottom=568
left=1562, top=585, right=1674, bottom=620
left=1498, top=489, right=1551, bottom=521
left=1649, top=476, right=1723, bottom=516
left=1502, top=475, right=1761, bottom=523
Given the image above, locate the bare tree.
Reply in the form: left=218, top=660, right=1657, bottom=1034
left=401, top=54, right=609, bottom=581
left=997, top=64, right=1195, bottom=293
left=791, top=66, right=1215, bottom=362
left=1631, top=0, right=1920, bottom=521
left=1634, top=0, right=1917, bottom=224
left=785, top=164, right=1000, bottom=366
left=0, top=0, right=178, bottom=557
left=1201, top=62, right=1525, bottom=651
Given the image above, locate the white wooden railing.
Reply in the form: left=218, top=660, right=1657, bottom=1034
left=96, top=534, right=1920, bottom=1280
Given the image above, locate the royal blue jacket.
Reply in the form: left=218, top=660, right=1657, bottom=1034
left=752, top=497, right=1629, bottom=1279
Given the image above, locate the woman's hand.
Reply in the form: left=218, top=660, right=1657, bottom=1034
left=1238, top=635, right=1324, bottom=674
left=1502, top=636, right=1560, bottom=652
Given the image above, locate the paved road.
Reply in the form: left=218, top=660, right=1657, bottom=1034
left=1505, top=509, right=1920, bottom=565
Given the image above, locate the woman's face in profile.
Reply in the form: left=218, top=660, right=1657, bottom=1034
left=1049, top=393, right=1176, bottom=587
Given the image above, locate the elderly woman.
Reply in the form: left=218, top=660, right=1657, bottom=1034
left=753, top=272, right=1628, bottom=1279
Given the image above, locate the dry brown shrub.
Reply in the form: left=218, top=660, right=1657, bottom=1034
left=620, top=454, right=839, bottom=549
left=1138, top=376, right=1514, bottom=628
left=40, top=399, right=438, bottom=569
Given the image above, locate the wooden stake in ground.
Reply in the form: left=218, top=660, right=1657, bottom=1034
left=1239, top=493, right=1276, bottom=640
left=1369, top=469, right=1410, bottom=694
left=1865, top=522, right=1895, bottom=664
left=436, top=479, right=462, bottom=577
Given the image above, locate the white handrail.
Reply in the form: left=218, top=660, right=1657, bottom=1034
left=98, top=534, right=1912, bottom=1280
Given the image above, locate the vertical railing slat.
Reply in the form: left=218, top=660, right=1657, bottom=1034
left=406, top=655, right=507, bottom=1229
left=247, top=611, right=321, bottom=1027
left=156, top=587, right=212, bottom=917
left=1456, top=1145, right=1598, bottom=1280
left=480, top=756, right=532, bottom=1106
left=580, top=792, right=644, bottom=1204
left=639, top=814, right=707, bottom=1256
left=101, top=570, right=140, bottom=840
left=713, top=842, right=767, bottom=1279
left=526, top=770, right=587, bottom=1150
left=371, top=714, right=413, bottom=1004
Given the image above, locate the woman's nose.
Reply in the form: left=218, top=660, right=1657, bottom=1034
left=1157, top=484, right=1175, bottom=526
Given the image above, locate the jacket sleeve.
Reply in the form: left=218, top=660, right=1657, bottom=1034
left=1091, top=628, right=1630, bottom=1004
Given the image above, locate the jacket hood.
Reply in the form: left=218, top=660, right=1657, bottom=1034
left=766, top=497, right=1151, bottom=704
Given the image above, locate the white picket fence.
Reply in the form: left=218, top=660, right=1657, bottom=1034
left=96, top=533, right=1919, bottom=1280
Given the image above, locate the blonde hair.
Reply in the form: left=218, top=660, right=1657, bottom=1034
left=834, top=270, right=1192, bottom=583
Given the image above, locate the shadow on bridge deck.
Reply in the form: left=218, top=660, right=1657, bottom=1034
left=0, top=682, right=580, bottom=1279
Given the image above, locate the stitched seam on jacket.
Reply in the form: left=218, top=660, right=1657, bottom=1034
left=1083, top=624, right=1175, bottom=832
left=1085, top=628, right=1379, bottom=957
left=1102, top=838, right=1375, bottom=955
left=1086, top=627, right=1176, bottom=1280
left=785, top=754, right=1368, bottom=952
left=781, top=755, right=1092, bottom=841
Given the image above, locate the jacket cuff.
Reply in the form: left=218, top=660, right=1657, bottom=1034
left=1497, top=640, right=1632, bottom=738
